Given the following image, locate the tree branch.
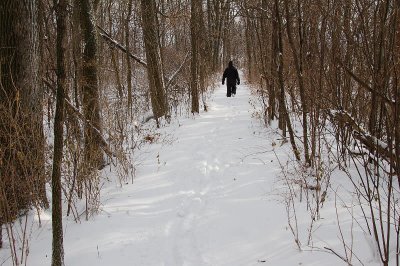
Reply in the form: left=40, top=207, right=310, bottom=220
left=165, top=51, right=190, bottom=90
left=96, top=25, right=148, bottom=68
left=337, top=59, right=395, bottom=107
left=331, top=109, right=397, bottom=170
left=43, top=78, right=115, bottom=159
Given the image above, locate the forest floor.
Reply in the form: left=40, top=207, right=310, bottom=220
left=1, top=81, right=380, bottom=265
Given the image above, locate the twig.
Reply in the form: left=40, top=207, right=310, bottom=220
left=324, top=247, right=352, bottom=265
left=335, top=189, right=351, bottom=264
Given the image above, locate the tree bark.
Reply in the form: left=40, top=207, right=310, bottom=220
left=284, top=0, right=310, bottom=164
left=210, top=0, right=229, bottom=72
left=268, top=0, right=277, bottom=122
left=78, top=0, right=104, bottom=169
left=140, top=0, right=168, bottom=121
left=190, top=0, right=201, bottom=113
left=125, top=0, right=134, bottom=110
left=52, top=0, right=67, bottom=264
left=245, top=16, right=253, bottom=82
left=274, top=0, right=301, bottom=161
left=393, top=0, right=400, bottom=185
left=273, top=0, right=286, bottom=135
left=0, top=0, right=48, bottom=223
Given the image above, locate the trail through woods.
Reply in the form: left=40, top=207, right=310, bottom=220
left=12, top=82, right=355, bottom=265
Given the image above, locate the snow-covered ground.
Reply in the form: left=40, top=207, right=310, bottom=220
left=1, top=82, right=382, bottom=265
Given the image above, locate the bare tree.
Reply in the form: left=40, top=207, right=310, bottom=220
left=52, top=0, right=68, bottom=264
left=190, top=0, right=202, bottom=113
left=140, top=0, right=168, bottom=122
left=283, top=0, right=310, bottom=164
left=125, top=0, right=134, bottom=110
left=273, top=0, right=300, bottom=161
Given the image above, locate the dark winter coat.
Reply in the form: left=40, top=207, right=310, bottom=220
left=222, top=61, right=240, bottom=86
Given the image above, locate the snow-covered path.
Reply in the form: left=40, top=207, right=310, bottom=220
left=95, top=83, right=288, bottom=266
left=146, top=84, right=285, bottom=266
left=20, top=83, right=346, bottom=266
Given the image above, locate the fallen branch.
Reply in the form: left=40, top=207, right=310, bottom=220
left=96, top=25, right=147, bottom=68
left=97, top=26, right=190, bottom=93
left=43, top=78, right=115, bottom=159
left=165, top=51, right=190, bottom=90
left=330, top=109, right=397, bottom=171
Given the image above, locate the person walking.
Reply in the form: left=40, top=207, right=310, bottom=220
left=222, top=61, right=240, bottom=97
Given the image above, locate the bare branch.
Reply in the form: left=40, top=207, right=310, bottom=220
left=96, top=25, right=148, bottom=68
left=330, top=110, right=397, bottom=170
left=165, top=51, right=190, bottom=90
left=337, top=59, right=395, bottom=107
left=43, top=78, right=115, bottom=159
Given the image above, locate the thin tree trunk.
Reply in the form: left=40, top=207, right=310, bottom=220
left=274, top=0, right=300, bottom=161
left=395, top=0, right=400, bottom=184
left=190, top=0, right=201, bottom=113
left=269, top=0, right=277, bottom=122
left=126, top=0, right=133, bottom=110
left=259, top=0, right=275, bottom=123
left=274, top=0, right=286, bottom=135
left=140, top=0, right=168, bottom=121
left=71, top=0, right=84, bottom=199
left=284, top=0, right=310, bottom=164
left=206, top=0, right=214, bottom=69
left=52, top=0, right=67, bottom=264
left=246, top=16, right=253, bottom=82
left=199, top=2, right=208, bottom=111
left=212, top=1, right=221, bottom=71
left=111, top=50, right=124, bottom=98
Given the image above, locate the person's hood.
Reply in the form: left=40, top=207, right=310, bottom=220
left=228, top=61, right=233, bottom=68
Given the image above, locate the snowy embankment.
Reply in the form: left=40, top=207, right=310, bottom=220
left=1, top=82, right=379, bottom=265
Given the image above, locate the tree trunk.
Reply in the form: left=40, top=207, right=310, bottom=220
left=125, top=0, right=134, bottom=110
left=222, top=0, right=232, bottom=65
left=274, top=0, right=300, bottom=161
left=111, top=50, right=124, bottom=99
left=259, top=0, right=275, bottom=123
left=245, top=16, right=253, bottom=82
left=273, top=0, right=286, bottom=135
left=268, top=0, right=277, bottom=122
left=395, top=0, right=400, bottom=183
left=199, top=2, right=208, bottom=111
left=0, top=0, right=48, bottom=224
left=78, top=0, right=104, bottom=169
left=284, top=0, right=310, bottom=164
left=140, top=0, right=168, bottom=121
left=52, top=0, right=67, bottom=264
left=210, top=0, right=228, bottom=72
left=190, top=0, right=201, bottom=113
